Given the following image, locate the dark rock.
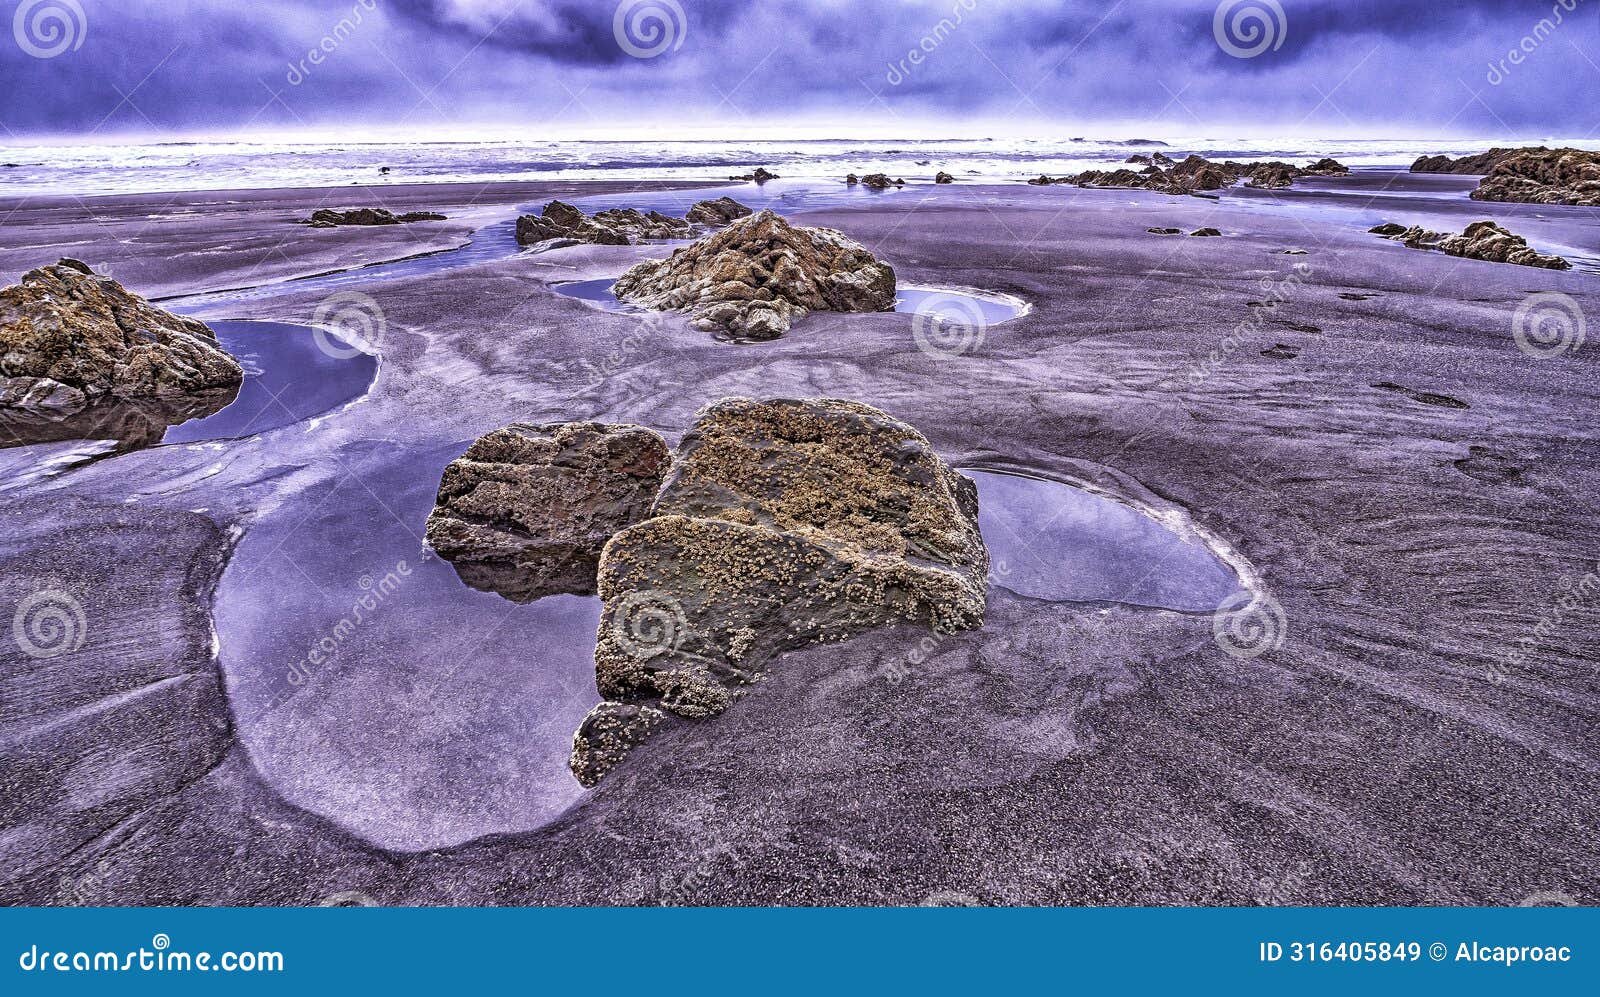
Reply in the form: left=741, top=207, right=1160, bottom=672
left=728, top=167, right=780, bottom=183
left=1260, top=343, right=1300, bottom=359
left=1147, top=227, right=1181, bottom=235
left=579, top=397, right=989, bottom=778
left=1411, top=147, right=1543, bottom=175
left=683, top=196, right=753, bottom=226
left=570, top=702, right=666, bottom=787
left=516, top=198, right=750, bottom=247
left=0, top=261, right=243, bottom=448
left=1373, top=382, right=1471, bottom=409
left=424, top=422, right=671, bottom=603
left=845, top=174, right=859, bottom=185
left=859, top=173, right=906, bottom=190
left=301, top=207, right=446, bottom=228
left=612, top=210, right=896, bottom=339
left=1368, top=222, right=1408, bottom=236
left=1470, top=148, right=1600, bottom=206
left=934, top=171, right=955, bottom=184
left=1190, top=228, right=1222, bottom=237
left=1370, top=219, right=1571, bottom=269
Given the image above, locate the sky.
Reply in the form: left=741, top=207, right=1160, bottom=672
left=1, top=0, right=1598, bottom=142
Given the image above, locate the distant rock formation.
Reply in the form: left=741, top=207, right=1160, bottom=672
left=1147, top=227, right=1181, bottom=235
left=425, top=422, right=671, bottom=602
left=1410, top=147, right=1543, bottom=175
left=728, top=167, right=780, bottom=183
left=1190, top=228, right=1222, bottom=237
left=571, top=397, right=989, bottom=785
left=859, top=173, right=906, bottom=190
left=935, top=171, right=955, bottom=184
left=515, top=197, right=751, bottom=247
left=1469, top=148, right=1600, bottom=206
left=611, top=210, right=896, bottom=339
left=0, top=260, right=244, bottom=448
left=302, top=207, right=446, bottom=227
left=1039, top=155, right=1350, bottom=195
left=1370, top=219, right=1571, bottom=269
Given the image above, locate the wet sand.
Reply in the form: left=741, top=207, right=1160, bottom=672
left=1, top=173, right=1597, bottom=905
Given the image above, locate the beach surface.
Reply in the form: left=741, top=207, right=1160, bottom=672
left=1, top=173, right=1597, bottom=905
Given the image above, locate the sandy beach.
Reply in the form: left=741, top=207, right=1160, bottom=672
left=2, top=171, right=1597, bottom=906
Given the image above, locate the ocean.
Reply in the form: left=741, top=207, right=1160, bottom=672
left=4, top=136, right=1593, bottom=199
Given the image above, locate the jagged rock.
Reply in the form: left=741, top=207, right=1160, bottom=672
left=683, top=196, right=753, bottom=226
left=845, top=173, right=860, bottom=185
left=516, top=198, right=750, bottom=247
left=1470, top=148, right=1600, bottom=206
left=1244, top=162, right=1298, bottom=189
left=611, top=210, right=896, bottom=340
left=1370, top=219, right=1571, bottom=269
left=859, top=173, right=906, bottom=190
left=1190, top=228, right=1222, bottom=237
left=728, top=167, right=780, bottom=183
left=576, top=398, right=989, bottom=780
left=1302, top=158, right=1351, bottom=176
left=1125, top=154, right=1151, bottom=165
left=1064, top=155, right=1350, bottom=196
left=569, top=702, right=665, bottom=787
left=934, top=171, right=955, bottom=184
left=1147, top=227, right=1181, bottom=235
left=0, top=260, right=243, bottom=447
left=302, top=207, right=445, bottom=227
left=1027, top=174, right=1069, bottom=186
left=424, top=422, right=671, bottom=602
left=1411, top=147, right=1543, bottom=175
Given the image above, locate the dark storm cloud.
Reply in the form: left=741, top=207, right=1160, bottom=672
left=0, top=0, right=1595, bottom=137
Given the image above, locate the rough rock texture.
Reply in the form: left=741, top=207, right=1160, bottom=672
left=728, top=167, right=779, bottom=183
left=934, top=171, right=955, bottom=184
left=1411, top=147, right=1544, bottom=175
left=1148, top=227, right=1181, bottom=235
left=569, top=702, right=665, bottom=787
left=1055, top=156, right=1350, bottom=196
left=0, top=260, right=243, bottom=447
left=515, top=198, right=751, bottom=247
left=303, top=207, right=446, bottom=227
left=574, top=397, right=989, bottom=781
left=424, top=422, right=671, bottom=602
left=1190, top=228, right=1222, bottom=237
left=1371, top=220, right=1572, bottom=270
left=1470, top=148, right=1600, bottom=206
left=611, top=210, right=897, bottom=339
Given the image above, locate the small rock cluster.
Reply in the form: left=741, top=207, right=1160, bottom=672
left=514, top=197, right=751, bottom=248
left=728, top=167, right=780, bottom=183
left=0, top=259, right=243, bottom=447
left=302, top=207, right=447, bottom=227
left=846, top=173, right=906, bottom=189
left=1369, top=220, right=1572, bottom=270
left=1029, top=155, right=1350, bottom=195
left=611, top=209, right=897, bottom=339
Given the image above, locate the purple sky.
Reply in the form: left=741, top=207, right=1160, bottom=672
left=2, top=0, right=1597, bottom=140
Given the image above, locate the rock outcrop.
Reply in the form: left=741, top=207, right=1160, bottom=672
left=0, top=260, right=244, bottom=447
left=860, top=173, right=906, bottom=190
left=303, top=207, right=446, bottom=227
left=1469, top=148, right=1600, bottom=206
left=515, top=198, right=752, bottom=247
left=425, top=422, right=671, bottom=602
left=1370, top=220, right=1572, bottom=270
left=610, top=210, right=897, bottom=339
left=1411, top=147, right=1543, bottom=175
left=934, top=171, right=955, bottom=184
left=728, top=167, right=779, bottom=183
left=1048, top=156, right=1350, bottom=195
left=572, top=397, right=989, bottom=784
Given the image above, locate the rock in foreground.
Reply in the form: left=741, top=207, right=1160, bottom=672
left=611, top=210, right=897, bottom=339
left=1470, top=148, right=1600, bottom=206
left=425, top=422, right=670, bottom=602
left=0, top=260, right=244, bottom=447
left=573, top=397, right=989, bottom=784
left=515, top=198, right=751, bottom=247
left=1370, top=220, right=1572, bottom=270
